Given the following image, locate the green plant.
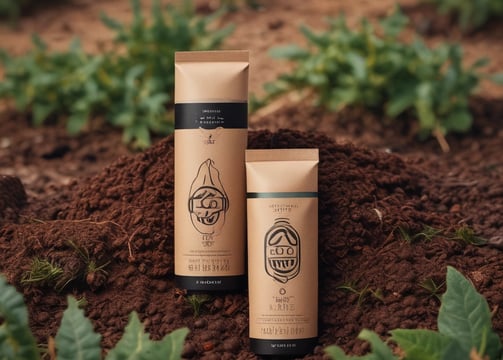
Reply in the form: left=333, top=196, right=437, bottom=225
left=186, top=294, right=212, bottom=317
left=0, top=274, right=189, bottom=359
left=419, top=278, right=445, bottom=301
left=397, top=225, right=442, bottom=243
left=256, top=7, right=491, bottom=151
left=0, top=0, right=234, bottom=149
left=396, top=224, right=487, bottom=246
left=219, top=0, right=262, bottom=11
left=20, top=239, right=112, bottom=292
left=426, top=0, right=503, bottom=32
left=452, top=224, right=487, bottom=245
left=325, top=266, right=503, bottom=360
left=66, top=239, right=110, bottom=286
left=20, top=258, right=72, bottom=292
left=337, top=281, right=384, bottom=307
left=0, top=0, right=22, bottom=21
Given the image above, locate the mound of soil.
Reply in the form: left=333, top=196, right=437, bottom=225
left=1, top=129, right=502, bottom=359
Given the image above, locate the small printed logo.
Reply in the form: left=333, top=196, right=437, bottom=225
left=204, top=134, right=216, bottom=145
left=264, top=218, right=301, bottom=283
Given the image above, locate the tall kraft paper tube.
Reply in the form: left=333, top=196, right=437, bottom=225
left=174, top=50, right=249, bottom=291
left=245, top=149, right=319, bottom=356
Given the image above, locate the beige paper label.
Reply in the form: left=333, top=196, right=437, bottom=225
left=175, top=128, right=247, bottom=276
left=246, top=149, right=319, bottom=340
left=174, top=51, right=249, bottom=286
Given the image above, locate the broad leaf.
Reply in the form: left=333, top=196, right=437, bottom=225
left=55, top=296, right=101, bottom=360
left=325, top=329, right=398, bottom=360
left=440, top=110, right=472, bottom=133
left=438, top=266, right=502, bottom=360
left=105, top=311, right=153, bottom=360
left=149, top=328, right=189, bottom=360
left=358, top=329, right=398, bottom=360
left=0, top=275, right=39, bottom=360
left=390, top=328, right=453, bottom=360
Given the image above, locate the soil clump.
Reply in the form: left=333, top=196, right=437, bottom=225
left=1, top=129, right=502, bottom=358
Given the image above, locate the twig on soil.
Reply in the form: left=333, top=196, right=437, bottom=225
left=127, top=227, right=141, bottom=262
left=433, top=128, right=450, bottom=153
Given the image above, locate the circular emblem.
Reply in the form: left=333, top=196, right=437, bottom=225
left=264, top=218, right=301, bottom=283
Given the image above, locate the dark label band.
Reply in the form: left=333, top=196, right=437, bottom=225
left=175, top=102, right=247, bottom=129
left=250, top=338, right=317, bottom=356
left=247, top=192, right=318, bottom=199
left=175, top=275, right=246, bottom=291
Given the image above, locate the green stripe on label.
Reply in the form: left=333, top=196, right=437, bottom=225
left=247, top=192, right=318, bottom=199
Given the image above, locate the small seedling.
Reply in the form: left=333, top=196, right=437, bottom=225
left=66, top=239, right=110, bottom=287
left=396, top=224, right=442, bottom=243
left=451, top=224, right=487, bottom=246
left=396, top=224, right=487, bottom=247
left=20, top=258, right=70, bottom=291
left=419, top=277, right=445, bottom=301
left=186, top=293, right=212, bottom=317
left=337, top=281, right=384, bottom=307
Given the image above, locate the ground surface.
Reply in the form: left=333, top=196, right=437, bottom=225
left=0, top=1, right=502, bottom=359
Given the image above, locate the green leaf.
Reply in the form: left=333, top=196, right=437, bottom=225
left=358, top=329, right=398, bottom=359
left=126, top=124, right=151, bottom=150
left=325, top=330, right=398, bottom=360
left=438, top=266, right=502, bottom=359
left=32, top=103, right=55, bottom=126
left=347, top=52, right=366, bottom=81
left=489, top=72, right=503, bottom=85
left=105, top=312, right=151, bottom=360
left=269, top=45, right=309, bottom=60
left=67, top=112, right=90, bottom=134
left=0, top=274, right=40, bottom=360
left=380, top=5, right=408, bottom=38
left=149, top=328, right=189, bottom=360
left=105, top=312, right=189, bottom=360
left=390, top=329, right=453, bottom=360
left=55, top=296, right=102, bottom=360
left=440, top=109, right=472, bottom=133
left=386, top=89, right=416, bottom=117
left=324, top=344, right=355, bottom=359
left=471, top=57, right=489, bottom=69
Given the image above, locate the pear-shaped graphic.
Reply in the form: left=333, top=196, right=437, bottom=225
left=264, top=218, right=301, bottom=283
left=188, top=159, right=229, bottom=235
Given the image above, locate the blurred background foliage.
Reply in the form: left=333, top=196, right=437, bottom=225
left=0, top=0, right=502, bottom=149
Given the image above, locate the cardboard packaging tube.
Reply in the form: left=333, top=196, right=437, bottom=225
left=174, top=50, right=249, bottom=291
left=245, top=148, right=319, bottom=356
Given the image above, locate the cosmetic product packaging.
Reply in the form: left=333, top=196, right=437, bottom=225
left=174, top=50, right=249, bottom=291
left=245, top=148, right=319, bottom=355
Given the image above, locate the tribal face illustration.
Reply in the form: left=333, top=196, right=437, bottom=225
left=188, top=159, right=229, bottom=235
left=264, top=218, right=301, bottom=283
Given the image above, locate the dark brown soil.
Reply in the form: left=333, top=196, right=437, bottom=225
left=1, top=1, right=503, bottom=359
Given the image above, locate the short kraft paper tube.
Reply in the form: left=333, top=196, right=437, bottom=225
left=174, top=50, right=249, bottom=291
left=245, top=148, right=319, bottom=356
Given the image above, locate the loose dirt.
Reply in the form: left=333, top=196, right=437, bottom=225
left=1, top=0, right=502, bottom=359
